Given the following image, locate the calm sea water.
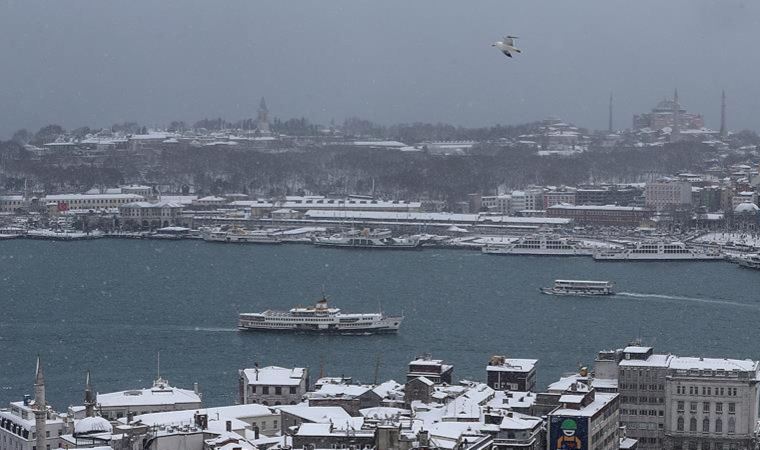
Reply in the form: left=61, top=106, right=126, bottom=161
left=1, top=240, right=759, bottom=409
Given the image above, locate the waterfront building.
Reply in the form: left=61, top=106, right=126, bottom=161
left=407, top=356, right=453, bottom=384
left=238, top=366, right=308, bottom=406
left=0, top=358, right=67, bottom=450
left=546, top=382, right=620, bottom=450
left=44, top=193, right=145, bottom=215
left=486, top=356, right=538, bottom=392
left=119, top=200, right=184, bottom=228
left=644, top=181, right=693, bottom=211
left=246, top=196, right=422, bottom=218
left=96, top=376, right=202, bottom=420
left=0, top=195, right=28, bottom=213
left=546, top=204, right=650, bottom=226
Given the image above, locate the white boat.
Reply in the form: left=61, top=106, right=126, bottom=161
left=736, top=253, right=760, bottom=270
left=540, top=279, right=615, bottom=296
left=593, top=241, right=723, bottom=261
left=314, top=229, right=420, bottom=250
left=238, top=296, right=403, bottom=334
left=482, top=235, right=592, bottom=256
left=202, top=227, right=281, bottom=244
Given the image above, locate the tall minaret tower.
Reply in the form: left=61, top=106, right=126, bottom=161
left=720, top=90, right=727, bottom=138
left=608, top=91, right=614, bottom=133
left=671, top=88, right=681, bottom=142
left=84, top=370, right=95, bottom=418
left=33, top=356, right=47, bottom=450
left=257, top=97, right=270, bottom=134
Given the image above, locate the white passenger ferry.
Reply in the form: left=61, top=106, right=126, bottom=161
left=314, top=229, right=420, bottom=249
left=482, top=235, right=592, bottom=256
left=540, top=280, right=615, bottom=296
left=736, top=253, right=760, bottom=270
left=592, top=241, right=723, bottom=261
left=238, top=296, right=403, bottom=334
left=202, top=227, right=281, bottom=244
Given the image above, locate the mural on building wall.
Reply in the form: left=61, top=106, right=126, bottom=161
left=549, top=416, right=588, bottom=450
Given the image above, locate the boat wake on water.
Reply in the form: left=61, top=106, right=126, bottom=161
left=615, top=292, right=760, bottom=310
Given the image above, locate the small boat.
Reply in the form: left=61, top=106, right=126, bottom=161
left=540, top=279, right=615, bottom=296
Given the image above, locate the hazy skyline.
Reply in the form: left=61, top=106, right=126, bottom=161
left=1, top=0, right=759, bottom=138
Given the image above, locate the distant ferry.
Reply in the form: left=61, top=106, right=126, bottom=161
left=202, top=227, right=281, bottom=244
left=238, top=296, right=403, bottom=334
left=314, top=229, right=420, bottom=250
left=593, top=241, right=723, bottom=261
left=482, top=235, right=592, bottom=256
left=736, top=254, right=760, bottom=270
left=541, top=280, right=615, bottom=296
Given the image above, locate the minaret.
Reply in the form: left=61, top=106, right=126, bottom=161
left=720, top=90, right=727, bottom=138
left=84, top=370, right=95, bottom=418
left=257, top=97, right=270, bottom=134
left=608, top=91, right=614, bottom=133
left=33, top=356, right=47, bottom=450
left=671, top=88, right=681, bottom=142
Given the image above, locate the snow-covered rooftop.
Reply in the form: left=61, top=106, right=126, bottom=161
left=97, top=379, right=201, bottom=408
left=240, top=366, right=306, bottom=386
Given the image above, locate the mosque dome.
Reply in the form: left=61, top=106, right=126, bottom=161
left=734, top=202, right=760, bottom=214
left=74, top=417, right=113, bottom=436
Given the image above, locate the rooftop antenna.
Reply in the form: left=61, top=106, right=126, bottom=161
left=157, top=351, right=161, bottom=380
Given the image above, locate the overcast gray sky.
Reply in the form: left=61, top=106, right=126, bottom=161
left=1, top=0, right=759, bottom=138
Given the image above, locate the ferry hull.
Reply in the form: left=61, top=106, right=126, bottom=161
left=540, top=288, right=614, bottom=297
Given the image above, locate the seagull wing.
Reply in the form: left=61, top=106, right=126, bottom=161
left=501, top=49, right=512, bottom=58
left=503, top=36, right=516, bottom=46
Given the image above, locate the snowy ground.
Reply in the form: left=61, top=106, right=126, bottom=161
left=693, top=232, right=760, bottom=249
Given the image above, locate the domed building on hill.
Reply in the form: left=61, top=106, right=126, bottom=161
left=634, top=90, right=705, bottom=131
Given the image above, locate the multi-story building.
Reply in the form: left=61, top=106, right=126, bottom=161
left=118, top=200, right=184, bottom=228
left=44, top=193, right=145, bottom=215
left=407, top=356, right=453, bottom=384
left=576, top=185, right=642, bottom=207
left=546, top=382, right=619, bottom=450
left=96, top=376, right=202, bottom=420
left=238, top=366, right=308, bottom=406
left=0, top=195, right=28, bottom=213
left=512, top=189, right=545, bottom=213
left=306, top=384, right=382, bottom=416
left=543, top=188, right=577, bottom=209
left=618, top=346, right=673, bottom=449
left=663, top=357, right=759, bottom=450
left=546, top=204, right=651, bottom=226
left=486, top=356, right=538, bottom=392
left=645, top=181, right=692, bottom=211
left=0, top=358, right=67, bottom=450
left=482, top=195, right=513, bottom=215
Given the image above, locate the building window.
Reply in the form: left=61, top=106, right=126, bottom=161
left=678, top=401, right=685, bottom=411
left=728, top=403, right=735, bottom=414
left=702, top=418, right=709, bottom=433
left=716, top=403, right=723, bottom=413
left=677, top=417, right=684, bottom=431
left=262, top=386, right=269, bottom=394
left=728, top=417, right=735, bottom=434
left=690, top=402, right=697, bottom=413
left=690, top=417, right=697, bottom=432
left=703, top=402, right=710, bottom=413
left=275, top=387, right=282, bottom=395
left=290, top=387, right=297, bottom=394
left=716, top=418, right=722, bottom=433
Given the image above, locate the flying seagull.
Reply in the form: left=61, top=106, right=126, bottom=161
left=493, top=36, right=521, bottom=58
